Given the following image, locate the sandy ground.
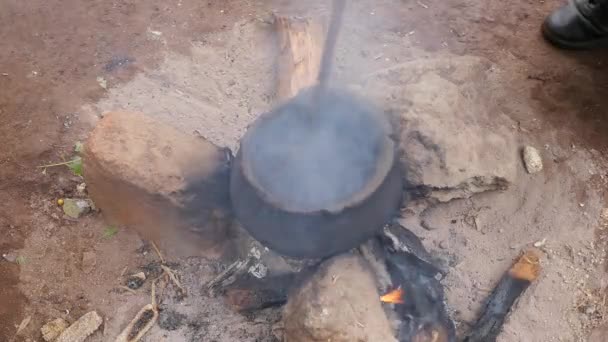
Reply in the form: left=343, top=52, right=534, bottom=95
left=2, top=0, right=608, bottom=341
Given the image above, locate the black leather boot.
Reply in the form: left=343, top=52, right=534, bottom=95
left=542, top=0, right=608, bottom=49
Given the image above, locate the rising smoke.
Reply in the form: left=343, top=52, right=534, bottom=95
left=243, top=87, right=391, bottom=212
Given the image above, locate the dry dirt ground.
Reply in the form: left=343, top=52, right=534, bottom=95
left=2, top=0, right=608, bottom=341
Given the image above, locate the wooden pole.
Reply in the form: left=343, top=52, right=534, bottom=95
left=275, top=15, right=324, bottom=102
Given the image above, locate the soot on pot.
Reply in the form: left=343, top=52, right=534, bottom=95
left=243, top=88, right=389, bottom=212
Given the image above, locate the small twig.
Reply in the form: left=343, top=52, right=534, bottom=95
left=15, top=316, right=31, bottom=336
left=37, top=160, right=74, bottom=169
left=151, top=242, right=165, bottom=264
left=158, top=278, right=167, bottom=306
left=161, top=264, right=186, bottom=296
left=151, top=281, right=157, bottom=308
left=416, top=1, right=429, bottom=9
left=117, top=286, right=138, bottom=294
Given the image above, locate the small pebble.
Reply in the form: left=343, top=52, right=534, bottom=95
left=439, top=241, right=449, bottom=249
left=522, top=146, right=543, bottom=174
left=62, top=198, right=92, bottom=218
left=76, top=183, right=87, bottom=195
left=2, top=252, right=17, bottom=263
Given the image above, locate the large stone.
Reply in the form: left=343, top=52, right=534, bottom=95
left=362, top=56, right=518, bottom=202
left=84, top=111, right=232, bottom=258
left=283, top=254, right=397, bottom=342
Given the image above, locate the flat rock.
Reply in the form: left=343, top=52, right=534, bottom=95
left=283, top=254, right=396, bottom=342
left=56, top=311, right=102, bottom=342
left=362, top=56, right=517, bottom=202
left=84, top=111, right=232, bottom=258
left=522, top=145, right=543, bottom=174
left=41, top=318, right=69, bottom=341
left=62, top=199, right=91, bottom=219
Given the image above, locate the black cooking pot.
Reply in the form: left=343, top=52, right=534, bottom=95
left=230, top=87, right=403, bottom=259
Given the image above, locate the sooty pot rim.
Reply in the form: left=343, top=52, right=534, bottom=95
left=238, top=87, right=396, bottom=214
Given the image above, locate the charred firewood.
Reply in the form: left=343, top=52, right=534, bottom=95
left=464, top=249, right=541, bottom=342
left=205, top=230, right=321, bottom=312
left=381, top=222, right=447, bottom=277
left=383, top=249, right=456, bottom=342
left=223, top=273, right=296, bottom=312
left=365, top=222, right=456, bottom=342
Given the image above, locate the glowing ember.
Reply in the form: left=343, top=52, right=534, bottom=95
left=380, top=287, right=405, bottom=304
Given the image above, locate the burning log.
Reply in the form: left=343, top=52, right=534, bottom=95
left=383, top=249, right=455, bottom=342
left=381, top=222, right=447, bottom=277
left=381, top=287, right=405, bottom=304
left=464, top=249, right=541, bottom=342
left=369, top=222, right=456, bottom=342
left=278, top=221, right=456, bottom=342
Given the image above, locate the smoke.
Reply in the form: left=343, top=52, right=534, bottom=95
left=243, top=87, right=390, bottom=212
left=239, top=1, right=402, bottom=212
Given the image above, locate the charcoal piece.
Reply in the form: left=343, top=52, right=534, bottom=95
left=464, top=250, right=541, bottom=342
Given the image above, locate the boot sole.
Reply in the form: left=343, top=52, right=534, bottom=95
left=542, top=22, right=608, bottom=50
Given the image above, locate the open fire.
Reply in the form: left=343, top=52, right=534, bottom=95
left=381, top=287, right=405, bottom=304
left=205, top=219, right=541, bottom=342
left=203, top=7, right=541, bottom=340
left=80, top=5, right=543, bottom=341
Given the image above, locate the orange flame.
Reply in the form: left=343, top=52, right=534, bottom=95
left=380, top=287, right=405, bottom=304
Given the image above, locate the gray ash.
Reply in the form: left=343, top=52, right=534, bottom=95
left=159, top=309, right=187, bottom=331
